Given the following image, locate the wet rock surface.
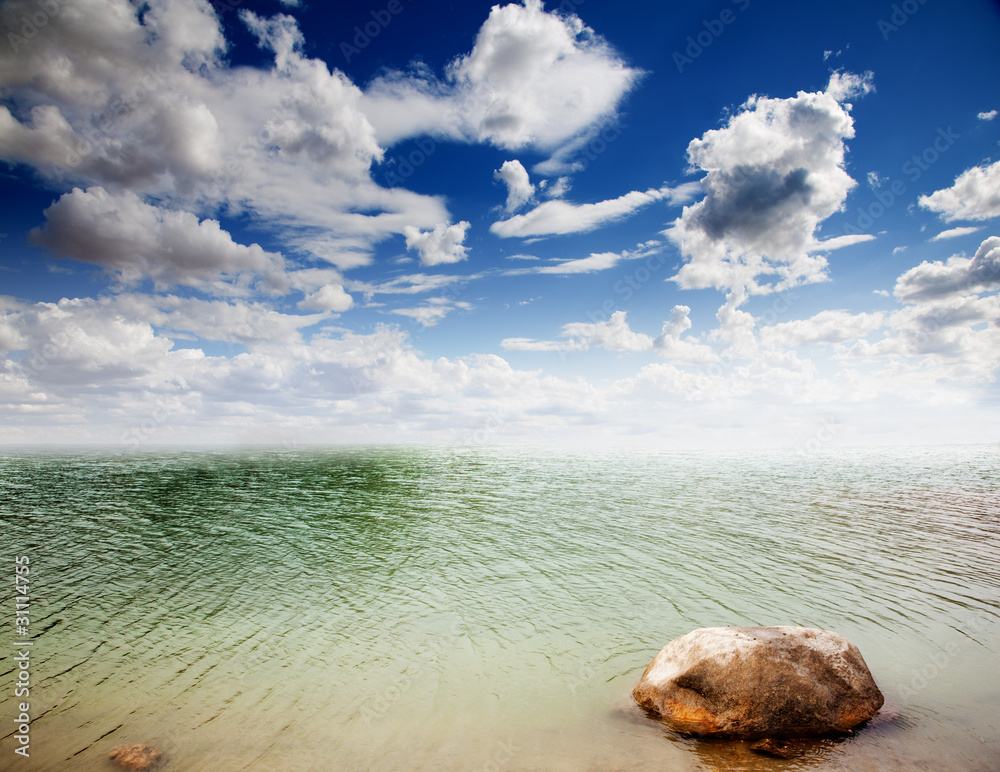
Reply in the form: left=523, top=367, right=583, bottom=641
left=632, top=626, right=884, bottom=739
left=108, top=744, right=163, bottom=771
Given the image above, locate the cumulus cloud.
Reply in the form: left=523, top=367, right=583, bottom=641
left=666, top=73, right=872, bottom=294
left=653, top=305, right=718, bottom=365
left=918, top=161, right=1000, bottom=222
left=760, top=310, right=884, bottom=348
left=29, top=187, right=286, bottom=291
left=0, top=0, right=451, bottom=270
left=978, top=110, right=997, bottom=121
left=107, top=293, right=326, bottom=349
left=402, top=221, right=471, bottom=265
left=495, top=160, right=535, bottom=212
left=0, top=297, right=191, bottom=390
left=848, top=287, right=1000, bottom=385
left=492, top=184, right=694, bottom=238
left=560, top=311, right=653, bottom=352
left=360, top=0, right=641, bottom=158
left=825, top=70, right=875, bottom=103
left=0, top=0, right=227, bottom=193
left=502, top=310, right=652, bottom=352
left=297, top=285, right=354, bottom=313
left=894, top=236, right=1000, bottom=303
left=502, top=306, right=714, bottom=363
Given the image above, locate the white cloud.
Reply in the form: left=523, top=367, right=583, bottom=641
left=559, top=311, right=653, bottom=352
left=495, top=160, right=535, bottom=212
left=391, top=306, right=452, bottom=327
left=653, top=305, right=718, bottom=365
left=0, top=0, right=452, bottom=270
left=541, top=176, right=571, bottom=198
left=502, top=306, right=714, bottom=363
left=402, top=221, right=471, bottom=266
left=978, top=110, right=997, bottom=121
left=500, top=337, right=565, bottom=352
left=760, top=310, right=884, bottom=348
left=931, top=226, right=983, bottom=241
left=666, top=73, right=871, bottom=295
left=814, top=233, right=877, bottom=251
left=106, top=293, right=326, bottom=349
left=492, top=185, right=691, bottom=238
left=848, top=289, right=1000, bottom=387
left=359, top=0, right=641, bottom=158
left=825, top=70, right=875, bottom=103
left=348, top=272, right=473, bottom=299
left=919, top=161, right=1000, bottom=222
left=536, top=252, right=622, bottom=275
left=297, top=285, right=354, bottom=313
left=2, top=5, right=998, bottom=448
left=3, top=288, right=997, bottom=447
left=893, top=236, right=1000, bottom=303
left=29, top=187, right=286, bottom=292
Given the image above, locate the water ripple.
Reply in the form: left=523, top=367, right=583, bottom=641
left=0, top=445, right=997, bottom=770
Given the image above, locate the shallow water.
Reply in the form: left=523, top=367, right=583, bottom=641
left=1, top=445, right=998, bottom=771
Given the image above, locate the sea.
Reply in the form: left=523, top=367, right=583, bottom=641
left=1, top=444, right=998, bottom=771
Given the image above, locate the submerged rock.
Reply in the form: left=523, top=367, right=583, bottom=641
left=632, top=626, right=883, bottom=739
left=108, top=744, right=163, bottom=771
left=749, top=738, right=798, bottom=759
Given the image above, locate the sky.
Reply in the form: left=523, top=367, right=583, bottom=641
left=0, top=0, right=999, bottom=449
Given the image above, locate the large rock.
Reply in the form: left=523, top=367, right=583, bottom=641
left=632, top=626, right=883, bottom=739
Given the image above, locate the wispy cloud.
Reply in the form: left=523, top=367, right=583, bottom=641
left=491, top=183, right=700, bottom=238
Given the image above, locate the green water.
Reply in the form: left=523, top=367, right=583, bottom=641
left=1, top=445, right=998, bottom=770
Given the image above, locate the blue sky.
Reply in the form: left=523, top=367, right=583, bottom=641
left=1, top=0, right=999, bottom=447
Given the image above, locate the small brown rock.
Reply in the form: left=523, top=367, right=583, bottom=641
left=749, top=738, right=797, bottom=759
left=108, top=744, right=162, bottom=771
